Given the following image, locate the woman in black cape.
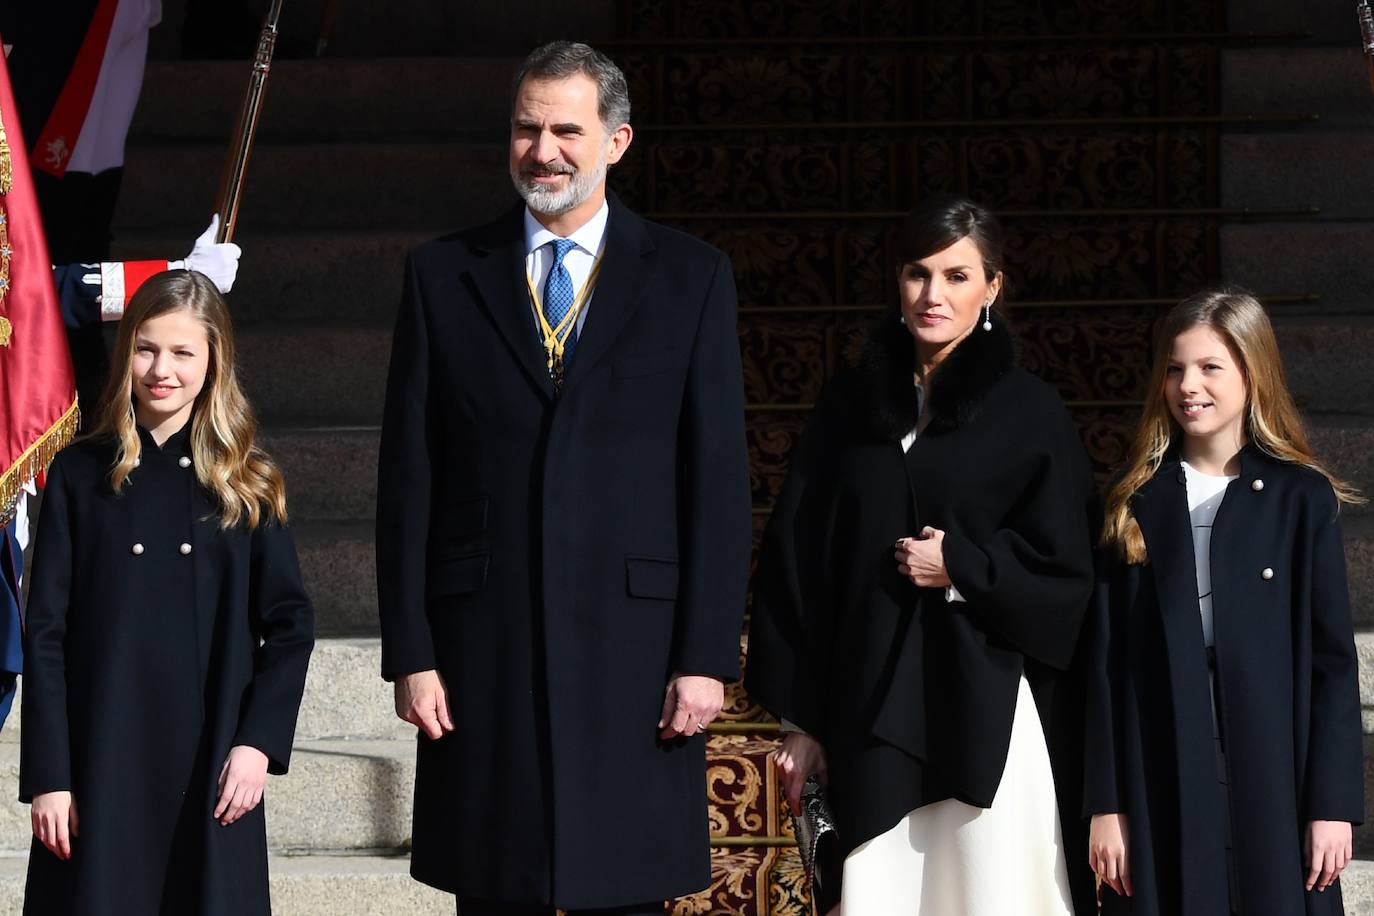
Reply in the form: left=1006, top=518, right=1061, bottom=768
left=745, top=196, right=1099, bottom=915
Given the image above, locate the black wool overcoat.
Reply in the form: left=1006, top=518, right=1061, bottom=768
left=1084, top=447, right=1363, bottom=916
left=20, top=424, right=315, bottom=915
left=375, top=198, right=752, bottom=908
left=745, top=313, right=1099, bottom=913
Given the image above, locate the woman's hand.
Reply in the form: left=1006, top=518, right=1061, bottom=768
left=774, top=731, right=828, bottom=815
left=1305, top=820, right=1352, bottom=892
left=31, top=790, right=78, bottom=860
left=895, top=527, right=951, bottom=588
left=1089, top=812, right=1132, bottom=897
left=215, top=745, right=269, bottom=826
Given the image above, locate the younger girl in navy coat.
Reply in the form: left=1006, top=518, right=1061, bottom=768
left=1085, top=288, right=1364, bottom=916
left=21, top=270, right=314, bottom=915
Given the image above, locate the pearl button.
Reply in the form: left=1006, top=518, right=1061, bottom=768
left=131, top=543, right=144, bottom=556
left=1261, top=567, right=1274, bottom=580
left=178, top=456, right=191, bottom=468
left=133, top=458, right=141, bottom=468
left=179, top=543, right=193, bottom=555
left=1251, top=479, right=1264, bottom=491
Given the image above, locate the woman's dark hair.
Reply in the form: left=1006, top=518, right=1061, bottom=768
left=895, top=195, right=1007, bottom=305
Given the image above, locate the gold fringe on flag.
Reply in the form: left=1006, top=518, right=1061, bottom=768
left=0, top=399, right=80, bottom=527
left=0, top=97, right=12, bottom=195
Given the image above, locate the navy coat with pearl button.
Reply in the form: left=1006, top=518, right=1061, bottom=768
left=19, top=424, right=315, bottom=915
left=1084, top=445, right=1363, bottom=916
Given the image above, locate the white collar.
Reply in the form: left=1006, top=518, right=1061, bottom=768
left=523, top=200, right=610, bottom=257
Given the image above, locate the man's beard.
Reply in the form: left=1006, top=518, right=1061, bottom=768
left=510, top=144, right=610, bottom=217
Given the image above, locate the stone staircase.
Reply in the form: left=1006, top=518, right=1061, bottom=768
left=1218, top=0, right=1374, bottom=903
left=4, top=0, right=1374, bottom=911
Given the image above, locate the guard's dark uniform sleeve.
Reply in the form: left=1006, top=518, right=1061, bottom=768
left=376, top=253, right=437, bottom=681
left=1302, top=491, right=1364, bottom=824
left=51, top=263, right=103, bottom=330
left=940, top=405, right=1097, bottom=671
left=18, top=455, right=75, bottom=801
left=1082, top=549, right=1124, bottom=816
left=670, top=252, right=752, bottom=682
left=744, top=379, right=847, bottom=737
left=233, top=521, right=315, bottom=775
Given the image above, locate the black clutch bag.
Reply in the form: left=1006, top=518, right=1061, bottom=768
left=791, top=774, right=841, bottom=904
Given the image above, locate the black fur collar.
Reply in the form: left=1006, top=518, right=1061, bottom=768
left=856, top=308, right=1016, bottom=441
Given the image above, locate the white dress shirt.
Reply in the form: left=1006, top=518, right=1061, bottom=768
left=522, top=201, right=610, bottom=340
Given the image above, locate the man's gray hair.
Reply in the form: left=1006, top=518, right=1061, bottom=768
left=513, top=41, right=632, bottom=131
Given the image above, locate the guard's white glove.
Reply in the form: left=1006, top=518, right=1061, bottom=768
left=169, top=215, right=241, bottom=293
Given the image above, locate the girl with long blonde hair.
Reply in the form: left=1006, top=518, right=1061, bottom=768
left=21, top=270, right=314, bottom=915
left=1084, top=288, right=1363, bottom=916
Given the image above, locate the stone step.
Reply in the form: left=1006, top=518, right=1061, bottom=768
left=113, top=141, right=510, bottom=232
left=263, top=428, right=380, bottom=522
left=1222, top=47, right=1374, bottom=129
left=2, top=639, right=413, bottom=746
left=0, top=739, right=415, bottom=853
left=0, top=851, right=454, bottom=914
left=1276, top=318, right=1374, bottom=417
left=132, top=59, right=520, bottom=142
left=1221, top=221, right=1374, bottom=315
left=110, top=230, right=426, bottom=327
left=295, top=522, right=377, bottom=637
left=1222, top=131, right=1374, bottom=220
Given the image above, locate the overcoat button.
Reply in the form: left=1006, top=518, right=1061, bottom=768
left=133, top=458, right=141, bottom=468
left=1251, top=479, right=1264, bottom=491
left=1261, top=567, right=1274, bottom=580
left=131, top=543, right=144, bottom=556
left=179, top=543, right=193, bottom=555
left=178, top=456, right=191, bottom=468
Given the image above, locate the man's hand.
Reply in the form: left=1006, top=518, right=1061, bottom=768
left=1306, top=820, right=1352, bottom=892
left=214, top=745, right=269, bottom=826
left=658, top=673, right=724, bottom=740
left=31, top=790, right=77, bottom=860
left=395, top=669, right=455, bottom=740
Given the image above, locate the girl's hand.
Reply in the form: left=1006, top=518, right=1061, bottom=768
left=32, top=791, right=78, bottom=860
left=215, top=745, right=269, bottom=826
left=1089, top=812, right=1132, bottom=897
left=1305, top=820, right=1352, bottom=892
left=774, top=731, right=828, bottom=816
left=895, top=527, right=951, bottom=588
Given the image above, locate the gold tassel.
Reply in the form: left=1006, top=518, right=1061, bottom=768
left=0, top=399, right=81, bottom=526
left=0, top=101, right=11, bottom=195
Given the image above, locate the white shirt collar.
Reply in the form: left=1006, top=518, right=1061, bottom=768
left=523, top=200, right=610, bottom=257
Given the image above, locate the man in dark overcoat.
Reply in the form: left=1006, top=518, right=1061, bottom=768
left=375, top=41, right=752, bottom=914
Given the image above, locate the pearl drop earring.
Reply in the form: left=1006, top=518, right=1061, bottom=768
left=982, top=302, right=993, bottom=331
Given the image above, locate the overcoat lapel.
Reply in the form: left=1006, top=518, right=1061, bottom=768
left=466, top=207, right=556, bottom=401
left=561, top=200, right=655, bottom=394
left=1132, top=461, right=1231, bottom=910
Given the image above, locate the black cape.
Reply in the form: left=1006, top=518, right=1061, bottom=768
left=21, top=425, right=315, bottom=915
left=745, top=313, right=1098, bottom=912
left=1084, top=447, right=1363, bottom=916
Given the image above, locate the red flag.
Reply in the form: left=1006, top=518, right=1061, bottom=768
left=0, top=50, right=78, bottom=524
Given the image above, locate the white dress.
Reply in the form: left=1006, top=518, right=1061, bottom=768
left=835, top=421, right=1074, bottom=916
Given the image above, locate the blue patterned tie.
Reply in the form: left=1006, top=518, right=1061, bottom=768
left=543, top=238, right=578, bottom=365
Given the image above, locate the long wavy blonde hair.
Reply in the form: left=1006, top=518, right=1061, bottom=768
left=89, top=270, right=287, bottom=529
left=1102, top=287, right=1362, bottom=564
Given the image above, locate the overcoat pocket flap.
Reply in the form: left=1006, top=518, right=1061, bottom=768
left=625, top=555, right=680, bottom=600
left=431, top=551, right=489, bottom=598
left=613, top=351, right=680, bottom=379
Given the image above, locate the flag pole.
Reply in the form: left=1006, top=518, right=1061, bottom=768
left=213, top=0, right=286, bottom=244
